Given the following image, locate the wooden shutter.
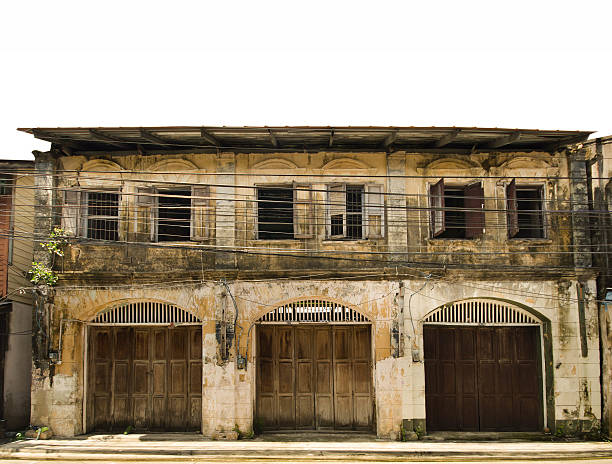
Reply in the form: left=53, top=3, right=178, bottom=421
left=136, top=187, right=155, bottom=241
left=191, top=185, right=213, bottom=241
left=327, top=184, right=346, bottom=239
left=506, top=179, right=519, bottom=238
left=62, top=190, right=81, bottom=237
left=464, top=182, right=485, bottom=239
left=293, top=184, right=314, bottom=239
left=365, top=184, right=384, bottom=238
left=430, top=179, right=445, bottom=237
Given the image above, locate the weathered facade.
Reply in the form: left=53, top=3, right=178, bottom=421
left=0, top=161, right=34, bottom=431
left=21, top=126, right=601, bottom=438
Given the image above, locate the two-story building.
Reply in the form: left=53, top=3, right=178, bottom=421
left=20, top=126, right=602, bottom=438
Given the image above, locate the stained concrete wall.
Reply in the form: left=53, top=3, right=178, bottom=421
left=29, top=276, right=599, bottom=438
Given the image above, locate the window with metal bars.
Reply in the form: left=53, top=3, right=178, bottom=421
left=85, top=191, right=119, bottom=241
left=157, top=189, right=192, bottom=241
left=257, top=186, right=294, bottom=239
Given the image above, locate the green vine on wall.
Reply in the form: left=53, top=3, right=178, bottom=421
left=29, top=227, right=67, bottom=286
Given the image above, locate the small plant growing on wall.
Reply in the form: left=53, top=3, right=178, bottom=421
left=29, top=227, right=66, bottom=287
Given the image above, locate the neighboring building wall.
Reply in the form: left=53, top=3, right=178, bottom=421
left=8, top=174, right=35, bottom=304
left=586, top=137, right=612, bottom=437
left=1, top=170, right=34, bottom=430
left=4, top=302, right=32, bottom=429
left=29, top=148, right=601, bottom=438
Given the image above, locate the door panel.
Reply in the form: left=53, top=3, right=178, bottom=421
left=88, top=326, right=201, bottom=432
left=424, top=325, right=542, bottom=432
left=315, top=328, right=334, bottom=429
left=257, top=325, right=372, bottom=431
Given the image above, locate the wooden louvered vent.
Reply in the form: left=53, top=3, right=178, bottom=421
left=423, top=299, right=540, bottom=326
left=258, top=299, right=370, bottom=324
left=91, top=301, right=201, bottom=325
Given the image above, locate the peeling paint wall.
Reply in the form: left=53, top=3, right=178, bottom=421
left=29, top=276, right=599, bottom=438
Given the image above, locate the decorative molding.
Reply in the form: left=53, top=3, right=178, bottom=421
left=423, top=157, right=478, bottom=171
left=149, top=158, right=200, bottom=172
left=500, top=156, right=551, bottom=170
left=81, top=159, right=124, bottom=172
left=253, top=158, right=299, bottom=170
left=322, top=158, right=371, bottom=171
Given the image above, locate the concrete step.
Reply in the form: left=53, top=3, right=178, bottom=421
left=0, top=435, right=611, bottom=462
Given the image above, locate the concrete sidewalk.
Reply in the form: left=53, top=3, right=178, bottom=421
left=0, top=433, right=611, bottom=462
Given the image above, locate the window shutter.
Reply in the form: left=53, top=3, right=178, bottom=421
left=293, top=184, right=314, bottom=239
left=430, top=179, right=445, bottom=237
left=365, top=184, right=384, bottom=238
left=464, top=182, right=485, bottom=239
left=327, top=184, right=346, bottom=238
left=62, top=190, right=81, bottom=237
left=136, top=187, right=155, bottom=241
left=191, top=185, right=213, bottom=241
left=506, top=179, right=519, bottom=238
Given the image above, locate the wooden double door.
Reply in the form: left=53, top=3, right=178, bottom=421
left=257, top=325, right=373, bottom=431
left=424, top=325, right=542, bottom=432
left=87, top=326, right=202, bottom=432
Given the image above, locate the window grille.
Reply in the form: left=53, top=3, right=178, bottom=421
left=257, top=299, right=370, bottom=324
left=423, top=299, right=540, bottom=326
left=91, top=301, right=201, bottom=325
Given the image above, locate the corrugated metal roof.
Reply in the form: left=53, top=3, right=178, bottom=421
left=18, top=125, right=592, bottom=154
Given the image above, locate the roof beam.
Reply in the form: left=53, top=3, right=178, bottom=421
left=200, top=128, right=220, bottom=146
left=88, top=129, right=128, bottom=147
left=434, top=129, right=461, bottom=148
left=383, top=131, right=398, bottom=148
left=485, top=131, right=521, bottom=149
left=543, top=134, right=590, bottom=152
left=268, top=129, right=279, bottom=148
left=139, top=128, right=169, bottom=145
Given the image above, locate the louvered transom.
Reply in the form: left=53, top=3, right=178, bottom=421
left=91, top=301, right=201, bottom=325
left=423, top=299, right=540, bottom=326
left=258, top=299, right=370, bottom=324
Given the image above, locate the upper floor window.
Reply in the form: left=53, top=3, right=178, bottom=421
left=136, top=185, right=213, bottom=242
left=506, top=180, right=545, bottom=239
left=327, top=184, right=384, bottom=240
left=256, top=184, right=314, bottom=240
left=257, top=186, right=294, bottom=239
left=62, top=190, right=120, bottom=241
left=429, top=179, right=484, bottom=239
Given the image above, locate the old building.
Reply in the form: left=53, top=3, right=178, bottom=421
left=19, top=126, right=601, bottom=438
left=0, top=161, right=35, bottom=432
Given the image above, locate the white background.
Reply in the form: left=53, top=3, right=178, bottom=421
left=1, top=0, right=611, bottom=159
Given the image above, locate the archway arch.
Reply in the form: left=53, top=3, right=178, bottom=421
left=421, top=297, right=548, bottom=326
left=255, top=296, right=371, bottom=324
left=89, top=299, right=201, bottom=324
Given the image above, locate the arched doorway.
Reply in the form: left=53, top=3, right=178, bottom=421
left=255, top=298, right=373, bottom=431
left=85, top=300, right=202, bottom=433
left=422, top=299, right=545, bottom=432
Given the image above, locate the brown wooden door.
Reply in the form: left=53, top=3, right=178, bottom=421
left=88, top=326, right=202, bottom=432
left=256, top=324, right=373, bottom=431
left=424, top=325, right=542, bottom=432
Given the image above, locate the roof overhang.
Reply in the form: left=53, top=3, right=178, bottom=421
left=17, top=126, right=593, bottom=155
